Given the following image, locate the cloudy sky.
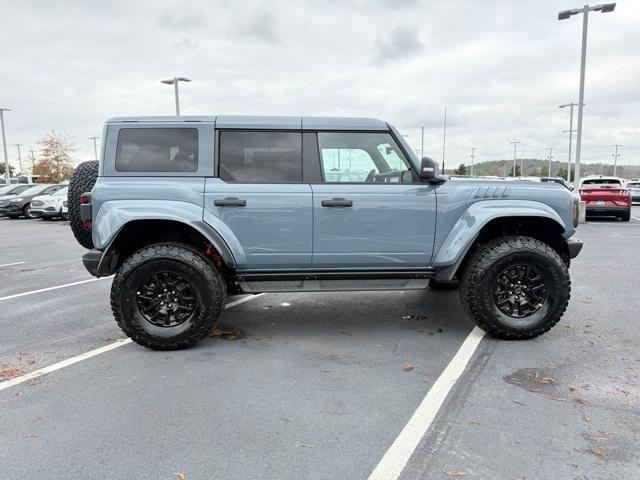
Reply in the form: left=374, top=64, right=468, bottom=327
left=1, top=0, right=638, bottom=170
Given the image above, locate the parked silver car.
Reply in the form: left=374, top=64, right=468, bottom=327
left=30, top=186, right=69, bottom=219
left=627, top=181, right=640, bottom=203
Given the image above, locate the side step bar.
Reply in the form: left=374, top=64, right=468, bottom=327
left=234, top=269, right=435, bottom=293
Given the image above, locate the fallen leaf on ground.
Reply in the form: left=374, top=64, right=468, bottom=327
left=589, top=446, right=606, bottom=459
left=575, top=397, right=590, bottom=405
left=403, top=362, right=415, bottom=372
left=549, top=397, right=570, bottom=402
left=0, top=366, right=25, bottom=379
left=443, top=471, right=466, bottom=477
left=590, top=433, right=614, bottom=442
left=295, top=442, right=314, bottom=448
left=583, top=415, right=592, bottom=422
left=174, top=472, right=186, bottom=480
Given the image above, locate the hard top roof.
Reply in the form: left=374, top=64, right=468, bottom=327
left=106, top=115, right=390, bottom=131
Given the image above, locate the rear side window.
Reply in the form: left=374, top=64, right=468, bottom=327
left=582, top=179, right=621, bottom=186
left=218, top=131, right=302, bottom=182
left=116, top=128, right=198, bottom=172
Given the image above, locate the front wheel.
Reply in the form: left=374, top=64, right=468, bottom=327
left=459, top=236, right=570, bottom=340
left=111, top=243, right=226, bottom=350
left=23, top=204, right=37, bottom=219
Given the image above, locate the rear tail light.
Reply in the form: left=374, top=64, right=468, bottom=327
left=80, top=194, right=91, bottom=204
left=82, top=220, right=92, bottom=229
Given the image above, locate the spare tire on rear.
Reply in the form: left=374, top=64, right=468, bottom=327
left=68, top=160, right=99, bottom=249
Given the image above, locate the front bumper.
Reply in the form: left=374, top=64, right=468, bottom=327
left=30, top=206, right=62, bottom=218
left=0, top=205, right=22, bottom=216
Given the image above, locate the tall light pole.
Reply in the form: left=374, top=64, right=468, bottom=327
left=161, top=77, right=191, bottom=115
left=441, top=107, right=447, bottom=173
left=89, top=137, right=100, bottom=161
left=13, top=144, right=23, bottom=175
left=0, top=107, right=10, bottom=182
left=420, top=126, right=424, bottom=160
left=611, top=144, right=622, bottom=176
left=547, top=147, right=555, bottom=176
left=28, top=149, right=36, bottom=169
left=510, top=140, right=521, bottom=177
left=470, top=147, right=476, bottom=176
left=558, top=3, right=616, bottom=183
left=559, top=102, right=581, bottom=182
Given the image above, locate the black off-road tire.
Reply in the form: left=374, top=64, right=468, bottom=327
left=619, top=210, right=631, bottom=222
left=111, top=243, right=226, bottom=350
left=459, top=236, right=570, bottom=340
left=68, top=160, right=98, bottom=249
left=428, top=278, right=459, bottom=291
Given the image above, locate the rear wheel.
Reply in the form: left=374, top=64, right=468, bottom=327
left=620, top=210, right=631, bottom=222
left=111, top=243, right=226, bottom=350
left=459, top=236, right=570, bottom=339
left=68, top=160, right=99, bottom=249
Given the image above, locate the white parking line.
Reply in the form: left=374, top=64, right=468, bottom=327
left=368, top=326, right=485, bottom=480
left=0, top=294, right=264, bottom=392
left=633, top=216, right=640, bottom=222
left=0, top=261, right=26, bottom=268
left=0, top=277, right=113, bottom=302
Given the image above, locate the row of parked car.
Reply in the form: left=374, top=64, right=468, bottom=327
left=578, top=176, right=639, bottom=222
left=0, top=183, right=69, bottom=219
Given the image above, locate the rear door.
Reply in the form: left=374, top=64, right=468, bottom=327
left=310, top=131, right=436, bottom=269
left=204, top=130, right=312, bottom=270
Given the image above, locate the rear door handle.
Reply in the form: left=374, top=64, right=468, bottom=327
left=214, top=198, right=246, bottom=207
left=321, top=198, right=353, bottom=207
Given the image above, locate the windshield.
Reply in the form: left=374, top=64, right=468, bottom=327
left=627, top=182, right=640, bottom=188
left=52, top=186, right=68, bottom=197
left=18, top=184, right=55, bottom=196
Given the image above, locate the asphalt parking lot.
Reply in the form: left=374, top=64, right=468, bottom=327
left=1, top=209, right=639, bottom=480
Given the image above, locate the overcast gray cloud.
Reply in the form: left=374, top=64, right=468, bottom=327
left=0, top=0, right=638, bottom=169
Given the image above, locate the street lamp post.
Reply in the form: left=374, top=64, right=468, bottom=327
left=558, top=3, right=616, bottom=183
left=559, top=102, right=582, bottom=183
left=441, top=107, right=447, bottom=173
left=611, top=144, right=622, bottom=176
left=547, top=147, right=555, bottom=176
left=89, top=137, right=100, bottom=161
left=0, top=107, right=10, bottom=182
left=510, top=141, right=521, bottom=177
left=161, top=77, right=192, bottom=115
left=470, top=147, right=476, bottom=176
left=13, top=144, right=23, bottom=175
left=420, top=126, right=424, bottom=161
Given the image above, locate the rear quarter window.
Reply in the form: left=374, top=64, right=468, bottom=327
left=115, top=128, right=198, bottom=172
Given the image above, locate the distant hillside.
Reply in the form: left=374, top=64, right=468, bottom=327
left=445, top=158, right=640, bottom=179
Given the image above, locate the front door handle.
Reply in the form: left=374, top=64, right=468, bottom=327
left=321, top=198, right=353, bottom=207
left=214, top=198, right=246, bottom=207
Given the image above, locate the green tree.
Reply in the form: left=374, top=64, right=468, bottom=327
left=453, top=163, right=468, bottom=175
left=508, top=165, right=521, bottom=177
left=0, top=163, right=16, bottom=177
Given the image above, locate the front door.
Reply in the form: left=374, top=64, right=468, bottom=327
left=311, top=131, right=436, bottom=269
left=204, top=130, right=312, bottom=270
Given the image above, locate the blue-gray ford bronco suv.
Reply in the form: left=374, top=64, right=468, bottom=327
left=67, top=115, right=582, bottom=350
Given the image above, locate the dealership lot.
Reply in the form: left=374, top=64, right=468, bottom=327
left=1, top=210, right=639, bottom=479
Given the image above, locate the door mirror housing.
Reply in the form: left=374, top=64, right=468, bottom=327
left=419, top=157, right=445, bottom=184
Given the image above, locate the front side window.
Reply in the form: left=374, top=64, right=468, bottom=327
left=218, top=131, right=302, bottom=182
left=317, top=132, right=414, bottom=183
left=116, top=128, right=198, bottom=172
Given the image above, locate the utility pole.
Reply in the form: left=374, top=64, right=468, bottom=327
left=558, top=3, right=616, bottom=184
left=161, top=77, right=192, bottom=115
left=13, top=144, right=23, bottom=175
left=441, top=107, right=447, bottom=173
left=89, top=137, right=100, bottom=161
left=547, top=147, right=555, bottom=176
left=0, top=107, right=10, bottom=182
left=470, top=147, right=476, bottom=176
left=510, top=141, right=521, bottom=177
left=611, top=144, right=622, bottom=176
left=420, top=126, right=424, bottom=160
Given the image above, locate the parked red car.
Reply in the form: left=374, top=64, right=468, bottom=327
left=579, top=176, right=631, bottom=221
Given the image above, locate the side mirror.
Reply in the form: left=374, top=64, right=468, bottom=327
left=419, top=157, right=446, bottom=185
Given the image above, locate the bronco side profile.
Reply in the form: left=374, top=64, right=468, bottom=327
left=68, top=116, right=583, bottom=350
